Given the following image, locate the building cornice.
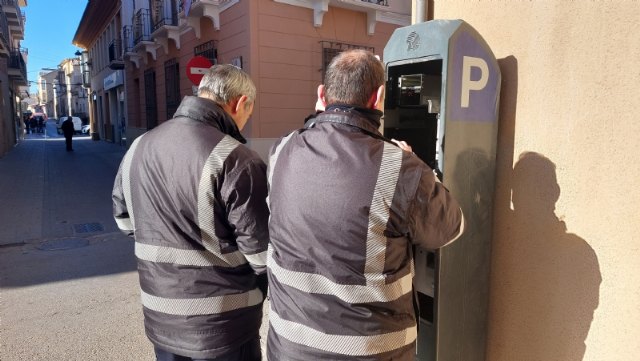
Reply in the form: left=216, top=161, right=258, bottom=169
left=274, top=0, right=409, bottom=35
left=72, top=0, right=119, bottom=49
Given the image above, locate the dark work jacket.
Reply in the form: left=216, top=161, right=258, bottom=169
left=266, top=106, right=464, bottom=361
left=61, top=117, right=74, bottom=136
left=112, top=96, right=269, bottom=358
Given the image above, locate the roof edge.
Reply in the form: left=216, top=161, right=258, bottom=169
left=73, top=0, right=118, bottom=49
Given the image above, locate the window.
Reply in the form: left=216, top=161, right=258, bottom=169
left=194, top=40, right=217, bottom=66
left=144, top=69, right=158, bottom=130
left=164, top=58, right=180, bottom=119
left=152, top=0, right=178, bottom=30
left=319, top=41, right=374, bottom=81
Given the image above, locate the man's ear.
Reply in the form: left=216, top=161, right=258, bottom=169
left=373, top=85, right=385, bottom=111
left=316, top=85, right=327, bottom=111
left=232, top=95, right=249, bottom=114
left=366, top=85, right=385, bottom=110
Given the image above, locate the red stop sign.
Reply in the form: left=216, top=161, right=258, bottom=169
left=186, top=56, right=213, bottom=86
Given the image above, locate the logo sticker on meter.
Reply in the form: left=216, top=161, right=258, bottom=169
left=448, top=31, right=499, bottom=122
left=406, top=31, right=420, bottom=51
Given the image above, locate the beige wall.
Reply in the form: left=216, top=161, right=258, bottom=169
left=433, top=2, right=640, bottom=360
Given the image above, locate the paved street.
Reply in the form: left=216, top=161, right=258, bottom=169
left=0, top=123, right=269, bottom=360
left=0, top=122, right=153, bottom=360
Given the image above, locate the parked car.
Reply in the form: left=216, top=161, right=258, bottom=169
left=81, top=124, right=90, bottom=134
left=57, top=117, right=82, bottom=135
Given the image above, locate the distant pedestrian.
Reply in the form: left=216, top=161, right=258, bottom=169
left=112, top=64, right=268, bottom=361
left=61, top=116, right=74, bottom=151
left=37, top=116, right=44, bottom=133
left=29, top=117, right=37, bottom=134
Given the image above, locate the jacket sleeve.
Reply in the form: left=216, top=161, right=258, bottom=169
left=407, top=167, right=465, bottom=250
left=223, top=157, right=270, bottom=275
left=112, top=159, right=133, bottom=235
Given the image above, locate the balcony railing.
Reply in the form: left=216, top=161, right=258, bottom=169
left=109, top=38, right=123, bottom=62
left=109, top=38, right=125, bottom=70
left=133, top=8, right=152, bottom=45
left=8, top=48, right=27, bottom=82
left=153, top=0, right=179, bottom=31
left=1, top=0, right=20, bottom=25
left=0, top=30, right=6, bottom=51
left=122, top=25, right=134, bottom=53
left=361, top=0, right=388, bottom=5
left=0, top=0, right=19, bottom=10
left=0, top=11, right=9, bottom=53
left=0, top=10, right=7, bottom=32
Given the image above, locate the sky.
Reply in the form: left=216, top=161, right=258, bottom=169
left=22, top=0, right=89, bottom=94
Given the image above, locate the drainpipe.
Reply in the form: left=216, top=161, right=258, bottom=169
left=412, top=0, right=428, bottom=24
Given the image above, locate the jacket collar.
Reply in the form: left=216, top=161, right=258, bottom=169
left=173, top=96, right=246, bottom=144
left=314, top=104, right=384, bottom=137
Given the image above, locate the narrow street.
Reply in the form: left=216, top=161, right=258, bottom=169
left=0, top=124, right=151, bottom=360
left=0, top=122, right=269, bottom=360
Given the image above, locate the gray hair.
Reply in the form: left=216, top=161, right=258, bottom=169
left=198, top=64, right=256, bottom=107
left=324, top=49, right=385, bottom=108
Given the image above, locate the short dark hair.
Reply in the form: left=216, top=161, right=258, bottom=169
left=323, top=49, right=385, bottom=108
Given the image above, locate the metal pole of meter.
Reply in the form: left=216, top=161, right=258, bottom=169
left=412, top=0, right=428, bottom=24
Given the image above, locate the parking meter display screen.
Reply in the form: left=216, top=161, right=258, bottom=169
left=398, top=74, right=441, bottom=110
left=398, top=74, right=423, bottom=106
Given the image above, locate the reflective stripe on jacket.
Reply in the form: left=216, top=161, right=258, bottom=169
left=112, top=96, right=269, bottom=359
left=266, top=107, right=463, bottom=360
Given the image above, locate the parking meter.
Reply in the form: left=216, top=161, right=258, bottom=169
left=383, top=20, right=500, bottom=361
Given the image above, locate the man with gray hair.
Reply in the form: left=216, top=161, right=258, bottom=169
left=112, top=64, right=268, bottom=361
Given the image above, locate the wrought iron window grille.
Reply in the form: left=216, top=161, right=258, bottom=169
left=319, top=41, right=374, bottom=80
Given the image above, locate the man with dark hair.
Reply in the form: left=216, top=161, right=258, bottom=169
left=112, top=64, right=268, bottom=361
left=266, top=49, right=465, bottom=360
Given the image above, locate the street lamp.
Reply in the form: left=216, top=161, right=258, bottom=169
left=74, top=49, right=97, bottom=140
left=75, top=50, right=92, bottom=87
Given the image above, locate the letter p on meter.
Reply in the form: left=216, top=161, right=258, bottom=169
left=461, top=56, right=489, bottom=108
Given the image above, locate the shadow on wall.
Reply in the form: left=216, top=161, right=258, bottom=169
left=488, top=55, right=602, bottom=360
left=503, top=153, right=602, bottom=360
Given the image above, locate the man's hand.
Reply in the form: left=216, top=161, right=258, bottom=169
left=391, top=138, right=413, bottom=153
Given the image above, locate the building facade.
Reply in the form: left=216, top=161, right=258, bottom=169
left=59, top=58, right=89, bottom=121
left=118, top=0, right=409, bottom=154
left=37, top=69, right=57, bottom=118
left=42, top=58, right=90, bottom=121
left=0, top=0, right=27, bottom=158
left=73, top=0, right=126, bottom=143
